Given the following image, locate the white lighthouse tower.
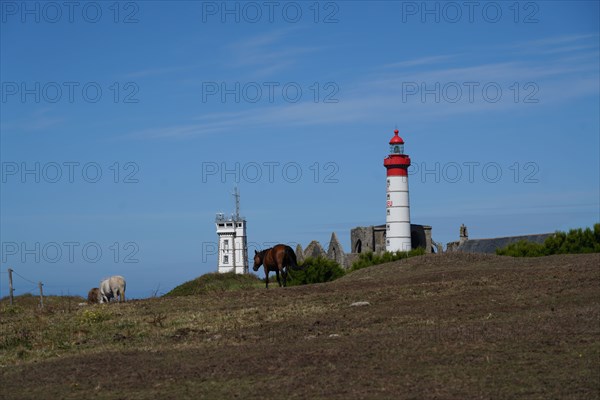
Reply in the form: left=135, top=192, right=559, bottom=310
left=215, top=188, right=248, bottom=274
left=384, top=129, right=412, bottom=252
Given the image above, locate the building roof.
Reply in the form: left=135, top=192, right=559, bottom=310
left=455, top=233, right=554, bottom=254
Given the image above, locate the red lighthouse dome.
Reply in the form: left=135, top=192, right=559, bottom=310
left=389, top=129, right=404, bottom=144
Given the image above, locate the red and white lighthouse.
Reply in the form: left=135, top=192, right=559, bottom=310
left=384, top=129, right=412, bottom=252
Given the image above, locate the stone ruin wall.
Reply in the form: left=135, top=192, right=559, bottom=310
left=299, top=224, right=435, bottom=269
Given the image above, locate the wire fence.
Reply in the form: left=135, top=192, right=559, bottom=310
left=12, top=269, right=38, bottom=285
left=2, top=267, right=45, bottom=306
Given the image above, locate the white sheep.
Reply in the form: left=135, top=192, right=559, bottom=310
left=100, top=275, right=126, bottom=303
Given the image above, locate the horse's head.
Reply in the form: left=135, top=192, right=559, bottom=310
left=253, top=250, right=263, bottom=271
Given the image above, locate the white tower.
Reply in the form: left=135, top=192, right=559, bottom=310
left=384, top=129, right=412, bottom=252
left=215, top=188, right=248, bottom=274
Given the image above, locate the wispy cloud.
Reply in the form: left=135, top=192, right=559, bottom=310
left=126, top=33, right=599, bottom=140
left=381, top=55, right=456, bottom=69
left=225, top=28, right=323, bottom=76
left=126, top=101, right=369, bottom=139
left=1, top=108, right=64, bottom=133
left=123, top=64, right=205, bottom=79
left=509, top=33, right=600, bottom=56
left=515, top=33, right=599, bottom=48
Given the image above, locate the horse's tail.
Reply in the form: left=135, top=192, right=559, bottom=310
left=286, top=246, right=302, bottom=270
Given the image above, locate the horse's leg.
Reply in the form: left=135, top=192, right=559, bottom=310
left=264, top=266, right=269, bottom=289
left=282, top=267, right=288, bottom=287
left=278, top=262, right=285, bottom=287
left=275, top=269, right=281, bottom=287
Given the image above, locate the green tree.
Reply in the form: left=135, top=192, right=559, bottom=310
left=496, top=224, right=600, bottom=257
left=496, top=240, right=545, bottom=257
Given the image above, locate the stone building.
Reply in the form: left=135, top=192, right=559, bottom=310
left=350, top=224, right=435, bottom=257
left=446, top=224, right=554, bottom=254
left=301, top=223, right=438, bottom=269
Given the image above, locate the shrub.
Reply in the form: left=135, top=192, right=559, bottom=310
left=495, top=240, right=546, bottom=257
left=350, top=247, right=425, bottom=272
left=287, top=257, right=345, bottom=286
left=496, top=223, right=600, bottom=257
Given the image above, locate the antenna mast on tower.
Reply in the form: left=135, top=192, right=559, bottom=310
left=233, top=187, right=240, bottom=221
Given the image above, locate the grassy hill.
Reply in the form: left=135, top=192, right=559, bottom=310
left=1, top=253, right=598, bottom=399
left=164, top=271, right=264, bottom=296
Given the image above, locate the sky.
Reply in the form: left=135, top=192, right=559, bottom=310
left=1, top=1, right=599, bottom=299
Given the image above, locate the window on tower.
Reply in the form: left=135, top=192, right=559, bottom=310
left=224, top=255, right=229, bottom=264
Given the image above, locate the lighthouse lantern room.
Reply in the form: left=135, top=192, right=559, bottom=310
left=384, top=129, right=412, bottom=252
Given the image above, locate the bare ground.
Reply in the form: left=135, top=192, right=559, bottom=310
left=1, top=253, right=598, bottom=399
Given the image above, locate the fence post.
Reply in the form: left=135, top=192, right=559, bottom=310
left=8, top=268, right=14, bottom=305
left=38, top=282, right=44, bottom=309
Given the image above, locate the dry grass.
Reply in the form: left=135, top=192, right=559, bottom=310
left=1, top=253, right=598, bottom=399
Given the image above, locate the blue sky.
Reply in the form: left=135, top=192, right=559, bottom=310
left=1, top=1, right=598, bottom=298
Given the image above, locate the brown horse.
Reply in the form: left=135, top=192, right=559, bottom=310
left=253, top=244, right=299, bottom=288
